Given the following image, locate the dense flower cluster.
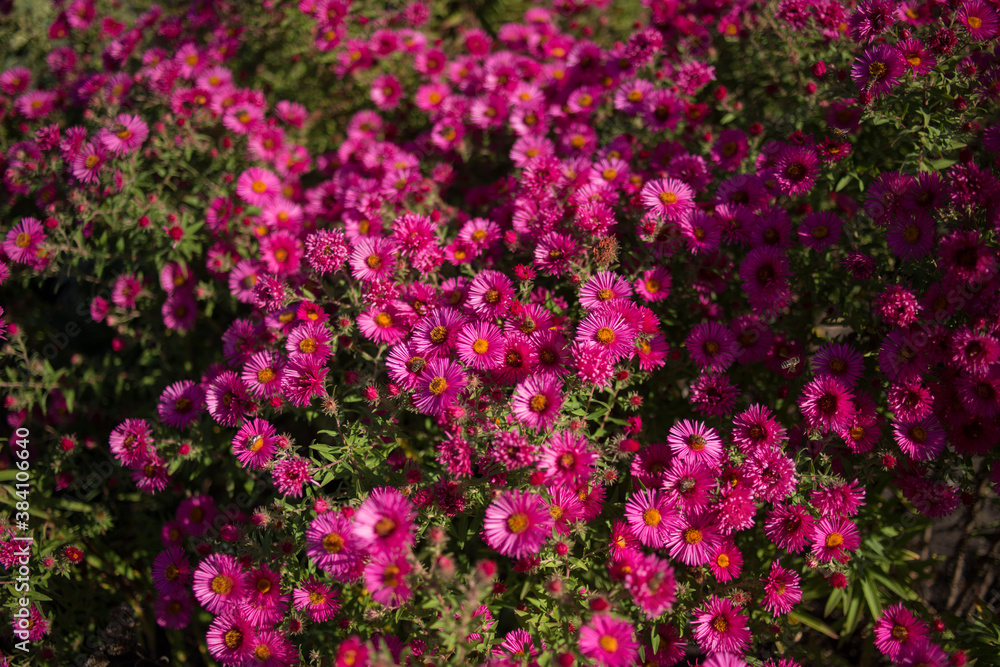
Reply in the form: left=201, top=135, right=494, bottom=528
left=2, top=0, right=1000, bottom=665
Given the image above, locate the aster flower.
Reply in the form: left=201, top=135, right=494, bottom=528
left=193, top=553, right=248, bottom=614
left=306, top=511, right=362, bottom=580
left=691, top=595, right=752, bottom=654
left=511, top=375, right=563, bottom=432
left=577, top=313, right=636, bottom=362
left=665, top=511, right=720, bottom=566
left=358, top=306, right=408, bottom=346
left=539, top=431, right=595, bottom=487
left=624, top=489, right=673, bottom=548
left=811, top=516, right=861, bottom=562
left=662, top=459, right=716, bottom=513
left=798, top=211, right=842, bottom=251
left=689, top=373, right=740, bottom=417
left=240, top=566, right=289, bottom=628
left=738, top=246, right=792, bottom=316
left=635, top=266, right=671, bottom=302
left=762, top=562, right=802, bottom=615
left=151, top=546, right=190, bottom=597
left=206, top=612, right=255, bottom=665
left=848, top=0, right=898, bottom=42
left=893, top=416, right=946, bottom=461
left=483, top=490, right=553, bottom=559
left=467, top=270, right=515, bottom=319
left=686, top=321, right=738, bottom=372
left=958, top=0, right=998, bottom=41
left=349, top=237, right=397, bottom=283
left=708, top=538, right=743, bottom=583
left=873, top=603, right=929, bottom=660
left=745, top=447, right=797, bottom=503
left=3, top=218, right=46, bottom=265
left=765, top=504, right=817, bottom=553
left=666, top=420, right=723, bottom=467
left=232, top=418, right=278, bottom=469
left=413, top=359, right=467, bottom=416
left=772, top=145, right=820, bottom=197
left=578, top=615, right=638, bottom=667
left=109, top=418, right=153, bottom=468
left=205, top=370, right=250, bottom=428
left=896, top=38, right=936, bottom=76
left=157, top=380, right=203, bottom=429
left=799, top=376, right=857, bottom=433
left=99, top=113, right=148, bottom=155
left=624, top=553, right=676, bottom=618
left=579, top=271, right=633, bottom=309
left=811, top=342, right=864, bottom=387
left=640, top=177, right=695, bottom=222
left=154, top=593, right=193, bottom=630
left=242, top=350, right=284, bottom=400
left=852, top=45, right=906, bottom=99
left=896, top=638, right=949, bottom=667
left=236, top=167, right=281, bottom=208
left=293, top=577, right=339, bottom=622
left=354, top=487, right=415, bottom=556
left=365, top=551, right=412, bottom=608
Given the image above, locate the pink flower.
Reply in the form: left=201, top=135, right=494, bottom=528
left=364, top=551, right=412, bottom=607
left=579, top=615, right=638, bottom=666
left=873, top=603, right=929, bottom=660
left=624, top=489, right=674, bottom=548
left=353, top=487, right=415, bottom=556
left=306, top=511, right=363, bottom=581
left=483, top=490, right=553, bottom=559
left=624, top=553, right=676, bottom=618
left=3, top=217, right=46, bottom=266
left=511, top=375, right=563, bottom=432
left=640, top=177, right=695, bottom=222
left=192, top=553, right=247, bottom=614
left=691, top=595, right=752, bottom=654
left=811, top=516, right=861, bottom=562
left=762, top=562, right=803, bottom=615
left=665, top=511, right=720, bottom=566
left=539, top=431, right=595, bottom=487
left=666, top=419, right=723, bottom=467
left=99, top=113, right=148, bottom=155
left=799, top=376, right=856, bottom=433
left=236, top=167, right=281, bottom=208
left=413, top=359, right=467, bottom=416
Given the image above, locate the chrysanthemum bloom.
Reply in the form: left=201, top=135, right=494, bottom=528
left=236, top=167, right=281, bottom=208
left=894, top=638, right=949, bottom=667
left=762, top=562, right=803, bottom=615
left=232, top=418, right=278, bottom=469
left=811, top=342, right=864, bottom=387
left=240, top=566, right=289, bottom=628
left=511, top=375, right=563, bottom=432
left=156, top=380, right=202, bottom=429
left=852, top=45, right=906, bottom=99
left=483, top=490, right=553, bottom=558
left=539, top=431, right=596, bottom=487
left=689, top=373, right=741, bottom=417
left=811, top=516, right=861, bottom=562
left=692, top=595, right=752, bottom=654
left=848, top=0, right=897, bottom=42
left=624, top=489, right=673, bottom=548
left=109, top=418, right=153, bottom=468
left=358, top=306, right=408, bottom=346
left=640, top=177, right=695, bottom=222
left=305, top=229, right=349, bottom=275
left=354, top=487, right=415, bottom=556
left=306, top=511, right=362, bottom=580
left=205, top=371, right=249, bottom=428
left=293, top=577, right=340, bottom=622
left=3, top=217, right=46, bottom=265
left=413, top=359, right=467, bottom=416
left=731, top=404, right=786, bottom=453
left=958, top=0, right=998, bottom=41
left=666, top=420, right=723, bottom=467
left=493, top=628, right=540, bottom=659
left=799, top=376, right=856, bottom=433
left=206, top=612, right=255, bottom=665
left=873, top=603, right=929, bottom=660
left=579, top=271, right=634, bottom=310
left=811, top=480, right=866, bottom=518
left=579, top=615, right=639, bottom=667
left=260, top=231, right=302, bottom=276
left=193, top=553, right=248, bottom=614
left=896, top=38, right=936, bottom=76
left=152, top=546, right=190, bottom=597
left=99, top=113, right=148, bottom=155
left=708, top=538, right=743, bottom=583
left=625, top=552, right=676, bottom=618
left=951, top=329, right=1000, bottom=376
left=577, top=313, right=636, bottom=362
left=665, top=511, right=720, bottom=566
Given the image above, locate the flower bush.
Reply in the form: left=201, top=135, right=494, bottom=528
left=2, top=0, right=1000, bottom=665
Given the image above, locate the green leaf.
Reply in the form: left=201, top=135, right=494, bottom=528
left=788, top=609, right=839, bottom=639
left=861, top=575, right=883, bottom=620
left=845, top=594, right=862, bottom=635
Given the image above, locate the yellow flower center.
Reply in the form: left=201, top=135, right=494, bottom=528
left=529, top=394, right=548, bottom=413
left=375, top=517, right=396, bottom=537
left=15, top=233, right=31, bottom=249
left=825, top=532, right=844, bottom=548
left=643, top=508, right=661, bottom=526
left=428, top=377, right=448, bottom=395
left=473, top=338, right=490, bottom=354
left=323, top=533, right=344, bottom=553
left=375, top=312, right=392, bottom=328
left=683, top=528, right=703, bottom=544
left=659, top=191, right=678, bottom=205
left=507, top=512, right=529, bottom=534
left=598, top=635, right=618, bottom=652
left=251, top=180, right=267, bottom=194
left=211, top=575, right=234, bottom=595
left=224, top=629, right=243, bottom=649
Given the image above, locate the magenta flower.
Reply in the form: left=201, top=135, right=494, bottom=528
left=236, top=167, right=281, bottom=208
left=483, top=490, right=553, bottom=559
left=624, top=489, right=673, bottom=548
left=811, top=516, right=861, bottom=562
left=413, top=358, right=467, bottom=416
left=691, top=595, right=752, bottom=654
left=511, top=375, right=563, bottom=432
left=98, top=113, right=148, bottom=155
left=762, top=562, right=803, bottom=615
left=539, top=431, right=596, bottom=487
left=192, top=553, right=247, bottom=615
left=364, top=551, right=412, bottom=608
left=851, top=45, right=906, bottom=99
left=353, top=487, right=415, bottom=556
left=799, top=376, right=856, bottom=433
left=874, top=603, right=929, bottom=660
left=306, top=511, right=362, bottom=581
left=640, top=177, right=695, bottom=222
left=578, top=615, right=638, bottom=666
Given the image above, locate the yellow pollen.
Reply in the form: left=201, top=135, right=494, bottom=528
left=595, top=327, right=615, bottom=344
left=598, top=635, right=618, bottom=652
left=15, top=233, right=31, bottom=249
left=472, top=339, right=489, bottom=354
left=429, top=326, right=448, bottom=344
left=323, top=533, right=344, bottom=553
left=716, top=553, right=730, bottom=567
left=375, top=312, right=392, bottom=328
left=85, top=155, right=100, bottom=169
left=507, top=512, right=529, bottom=534
left=825, top=532, right=844, bottom=548
left=711, top=614, right=729, bottom=633
left=211, top=575, right=234, bottom=595
left=249, top=436, right=265, bottom=452
left=643, top=508, right=661, bottom=526
left=529, top=394, right=548, bottom=412
left=597, top=288, right=614, bottom=301
left=375, top=517, right=396, bottom=537
left=683, top=528, right=703, bottom=544
left=224, top=629, right=243, bottom=649
left=251, top=180, right=267, bottom=194
left=428, top=377, right=448, bottom=395
left=256, top=577, right=271, bottom=593
left=257, top=367, right=276, bottom=384
left=299, top=338, right=317, bottom=354
left=659, top=191, right=678, bottom=205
